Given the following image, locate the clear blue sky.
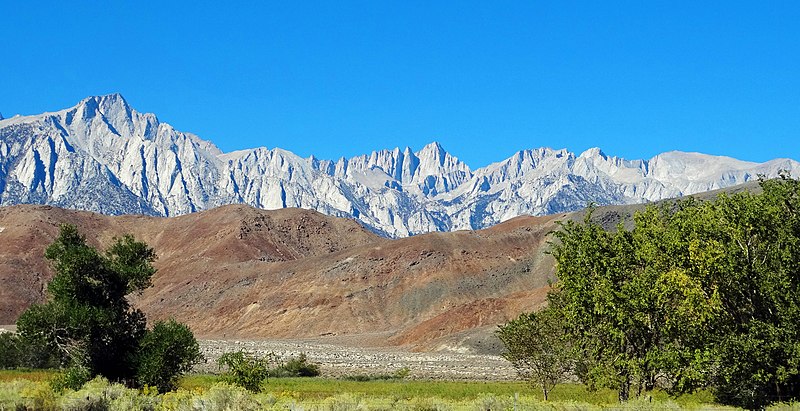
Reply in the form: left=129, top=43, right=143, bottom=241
left=1, top=1, right=798, bottom=167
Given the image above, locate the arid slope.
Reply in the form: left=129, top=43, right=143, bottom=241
left=0, top=204, right=560, bottom=352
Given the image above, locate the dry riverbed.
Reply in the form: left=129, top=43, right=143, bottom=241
left=198, top=338, right=517, bottom=381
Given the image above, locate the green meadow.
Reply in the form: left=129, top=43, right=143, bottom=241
left=1, top=370, right=781, bottom=410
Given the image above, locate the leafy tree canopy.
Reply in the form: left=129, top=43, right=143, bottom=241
left=496, top=299, right=571, bottom=401
left=15, top=224, right=201, bottom=392
left=501, top=175, right=800, bottom=409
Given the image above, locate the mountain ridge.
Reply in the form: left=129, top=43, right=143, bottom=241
left=1, top=94, right=797, bottom=237
left=0, top=183, right=762, bottom=352
left=0, top=202, right=560, bottom=352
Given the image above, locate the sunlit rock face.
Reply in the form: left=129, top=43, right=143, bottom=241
left=1, top=94, right=797, bottom=237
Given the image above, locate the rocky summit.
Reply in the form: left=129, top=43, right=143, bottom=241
left=1, top=94, right=797, bottom=237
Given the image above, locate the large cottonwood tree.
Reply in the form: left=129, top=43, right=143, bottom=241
left=501, top=175, right=800, bottom=408
left=16, top=225, right=202, bottom=392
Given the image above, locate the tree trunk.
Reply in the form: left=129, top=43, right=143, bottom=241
left=619, top=379, right=630, bottom=402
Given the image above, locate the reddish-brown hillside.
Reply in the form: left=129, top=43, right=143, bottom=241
left=0, top=205, right=376, bottom=321
left=0, top=204, right=560, bottom=352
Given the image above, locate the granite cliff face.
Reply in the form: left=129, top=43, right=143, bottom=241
left=1, top=94, right=797, bottom=237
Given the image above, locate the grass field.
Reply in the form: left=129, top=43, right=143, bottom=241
left=0, top=369, right=749, bottom=410
left=179, top=374, right=720, bottom=405
left=0, top=369, right=56, bottom=383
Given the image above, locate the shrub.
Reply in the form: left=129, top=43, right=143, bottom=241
left=157, top=388, right=196, bottom=411
left=51, top=366, right=92, bottom=392
left=0, top=332, right=21, bottom=369
left=269, top=353, right=321, bottom=378
left=217, top=351, right=272, bottom=392
left=0, top=332, right=60, bottom=370
left=0, top=379, right=58, bottom=411
left=194, top=383, right=261, bottom=410
left=342, top=367, right=411, bottom=381
left=136, top=319, right=203, bottom=393
left=316, top=392, right=366, bottom=411
left=58, top=376, right=153, bottom=411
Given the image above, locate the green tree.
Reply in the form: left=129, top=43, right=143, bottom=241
left=547, top=175, right=800, bottom=408
left=0, top=332, right=21, bottom=369
left=17, top=225, right=152, bottom=383
left=549, top=212, right=655, bottom=401
left=136, top=319, right=203, bottom=392
left=496, top=299, right=571, bottom=401
left=217, top=350, right=273, bottom=392
left=0, top=331, right=60, bottom=370
left=698, top=176, right=800, bottom=408
left=627, top=201, right=722, bottom=394
left=16, top=224, right=201, bottom=391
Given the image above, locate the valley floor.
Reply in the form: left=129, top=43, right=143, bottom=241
left=198, top=337, right=517, bottom=380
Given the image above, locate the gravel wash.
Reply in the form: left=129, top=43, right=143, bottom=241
left=198, top=339, right=517, bottom=381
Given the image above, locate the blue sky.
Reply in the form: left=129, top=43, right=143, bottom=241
left=1, top=1, right=798, bottom=168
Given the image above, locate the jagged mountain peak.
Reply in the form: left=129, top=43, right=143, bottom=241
left=72, top=93, right=130, bottom=117
left=415, top=141, right=467, bottom=168
left=504, top=147, right=572, bottom=163
left=78, top=92, right=128, bottom=107
left=61, top=94, right=225, bottom=155
left=579, top=147, right=606, bottom=159
left=485, top=147, right=571, bottom=172
left=417, top=141, right=445, bottom=156
left=0, top=94, right=130, bottom=127
left=1, top=95, right=798, bottom=237
left=73, top=93, right=135, bottom=131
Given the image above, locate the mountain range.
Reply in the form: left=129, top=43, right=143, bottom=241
left=1, top=94, right=797, bottom=237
